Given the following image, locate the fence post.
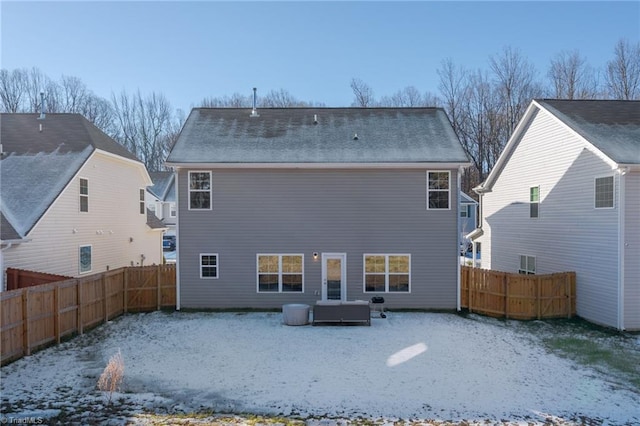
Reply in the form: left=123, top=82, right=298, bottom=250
left=22, top=289, right=30, bottom=356
left=102, top=273, right=108, bottom=323
left=536, top=276, right=542, bottom=320
left=156, top=265, right=162, bottom=310
left=124, top=268, right=129, bottom=314
left=503, top=273, right=508, bottom=319
left=54, top=284, right=60, bottom=344
left=77, top=279, right=84, bottom=335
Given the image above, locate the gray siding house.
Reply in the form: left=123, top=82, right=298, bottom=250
left=166, top=108, right=470, bottom=310
left=472, top=100, right=640, bottom=330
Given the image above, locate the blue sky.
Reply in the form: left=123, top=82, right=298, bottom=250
left=2, top=1, right=639, bottom=113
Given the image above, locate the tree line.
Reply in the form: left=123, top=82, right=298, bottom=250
left=1, top=38, right=638, bottom=192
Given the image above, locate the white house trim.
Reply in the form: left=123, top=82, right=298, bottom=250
left=167, top=162, right=471, bottom=170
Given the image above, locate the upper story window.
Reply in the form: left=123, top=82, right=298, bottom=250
left=529, top=186, right=539, bottom=218
left=189, top=171, right=212, bottom=210
left=139, top=189, right=145, bottom=214
left=79, top=178, right=89, bottom=212
left=427, top=171, right=450, bottom=209
left=595, top=176, right=614, bottom=208
left=170, top=204, right=176, bottom=217
left=518, top=255, right=536, bottom=275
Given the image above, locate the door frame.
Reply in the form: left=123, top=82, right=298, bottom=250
left=321, top=252, right=347, bottom=301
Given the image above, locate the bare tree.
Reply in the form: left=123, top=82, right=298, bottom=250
left=605, top=38, right=640, bottom=100
left=200, top=92, right=251, bottom=108
left=261, top=88, right=302, bottom=107
left=0, top=68, right=27, bottom=112
left=111, top=89, right=179, bottom=171
left=490, top=46, right=543, bottom=134
left=350, top=78, right=375, bottom=107
left=548, top=50, right=599, bottom=99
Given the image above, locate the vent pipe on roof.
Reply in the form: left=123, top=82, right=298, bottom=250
left=38, top=92, right=45, bottom=120
left=313, top=114, right=318, bottom=125
left=250, top=87, right=259, bottom=117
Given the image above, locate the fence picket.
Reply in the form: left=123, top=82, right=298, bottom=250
left=461, top=266, right=575, bottom=320
left=1, top=265, right=176, bottom=365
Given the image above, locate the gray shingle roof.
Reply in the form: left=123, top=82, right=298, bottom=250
left=146, top=208, right=166, bottom=230
left=538, top=100, right=640, bottom=164
left=166, top=108, right=469, bottom=165
left=0, top=113, right=141, bottom=238
left=148, top=171, right=174, bottom=200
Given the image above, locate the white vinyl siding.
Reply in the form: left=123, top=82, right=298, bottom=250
left=1, top=151, right=162, bottom=281
left=623, top=171, right=640, bottom=330
left=479, top=106, right=621, bottom=328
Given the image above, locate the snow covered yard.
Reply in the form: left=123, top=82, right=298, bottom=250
left=1, top=311, right=639, bottom=425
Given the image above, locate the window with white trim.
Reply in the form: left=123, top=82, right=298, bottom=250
left=427, top=171, right=450, bottom=209
left=170, top=204, right=176, bottom=217
left=257, top=254, right=303, bottom=293
left=595, top=176, right=614, bottom=208
left=139, top=189, right=145, bottom=214
left=189, top=171, right=212, bottom=210
left=79, top=178, right=89, bottom=212
left=518, top=255, right=536, bottom=275
left=79, top=245, right=92, bottom=274
left=529, top=186, right=539, bottom=218
left=364, top=254, right=410, bottom=292
left=200, top=254, right=218, bottom=279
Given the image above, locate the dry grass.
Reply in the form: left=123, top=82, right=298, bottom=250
left=97, top=349, right=125, bottom=404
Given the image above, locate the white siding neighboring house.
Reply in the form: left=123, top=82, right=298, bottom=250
left=471, top=100, right=640, bottom=330
left=0, top=113, right=165, bottom=290
left=147, top=171, right=176, bottom=236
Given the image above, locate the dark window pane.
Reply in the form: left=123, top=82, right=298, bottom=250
left=190, top=191, right=211, bottom=209
left=429, top=191, right=449, bottom=209
left=365, top=275, right=385, bottom=292
left=282, top=274, right=302, bottom=292
left=258, top=274, right=279, bottom=292
left=389, top=274, right=409, bottom=292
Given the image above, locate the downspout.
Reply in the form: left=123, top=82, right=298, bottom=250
left=617, top=167, right=628, bottom=330
left=457, top=167, right=462, bottom=311
left=174, top=170, right=181, bottom=311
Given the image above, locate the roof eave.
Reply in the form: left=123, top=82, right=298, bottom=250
left=165, top=161, right=473, bottom=169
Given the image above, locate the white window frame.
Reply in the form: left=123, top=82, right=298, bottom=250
left=188, top=171, right=212, bottom=210
left=79, top=177, right=89, bottom=213
left=518, top=255, right=536, bottom=275
left=427, top=171, right=451, bottom=210
left=256, top=254, right=304, bottom=293
left=594, top=175, right=614, bottom=209
left=529, top=185, right=540, bottom=218
left=363, top=254, right=411, bottom=293
left=139, top=188, right=146, bottom=215
left=79, top=244, right=92, bottom=274
left=200, top=253, right=219, bottom=279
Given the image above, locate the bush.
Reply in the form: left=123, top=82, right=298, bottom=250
left=97, top=349, right=125, bottom=404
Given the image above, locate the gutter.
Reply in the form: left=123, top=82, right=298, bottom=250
left=617, top=166, right=628, bottom=330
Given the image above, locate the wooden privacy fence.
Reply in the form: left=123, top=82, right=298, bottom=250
left=5, top=268, right=72, bottom=291
left=1, top=264, right=176, bottom=365
left=461, top=266, right=576, bottom=320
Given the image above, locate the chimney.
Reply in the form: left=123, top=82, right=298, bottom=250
left=38, top=92, right=45, bottom=120
left=250, top=87, right=259, bottom=117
